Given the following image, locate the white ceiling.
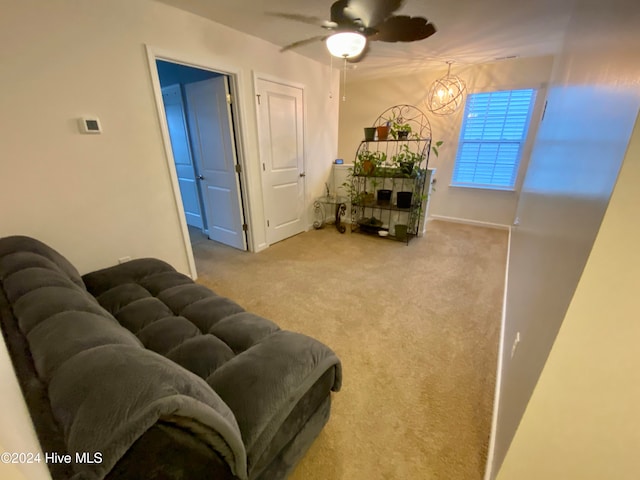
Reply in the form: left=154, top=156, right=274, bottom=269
left=155, top=0, right=575, bottom=80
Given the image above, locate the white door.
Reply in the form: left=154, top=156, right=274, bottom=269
left=185, top=77, right=247, bottom=250
left=256, top=79, right=305, bottom=245
left=161, top=84, right=204, bottom=229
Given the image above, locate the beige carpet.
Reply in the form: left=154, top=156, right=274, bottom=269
left=192, top=220, right=507, bottom=480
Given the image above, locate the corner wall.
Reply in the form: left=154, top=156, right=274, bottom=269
left=337, top=56, right=553, bottom=226
left=496, top=110, right=640, bottom=480
left=488, top=0, right=640, bottom=477
left=0, top=0, right=339, bottom=274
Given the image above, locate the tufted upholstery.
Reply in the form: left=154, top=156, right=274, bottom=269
left=0, top=236, right=341, bottom=480
left=82, top=259, right=342, bottom=477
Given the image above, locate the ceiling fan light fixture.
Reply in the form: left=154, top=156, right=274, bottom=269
left=326, top=31, right=366, bottom=58
left=426, top=62, right=466, bottom=116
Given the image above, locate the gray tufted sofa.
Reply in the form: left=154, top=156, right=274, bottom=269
left=0, top=235, right=341, bottom=480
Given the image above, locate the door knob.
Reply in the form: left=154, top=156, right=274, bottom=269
left=197, top=175, right=204, bottom=180
left=299, top=172, right=306, bottom=177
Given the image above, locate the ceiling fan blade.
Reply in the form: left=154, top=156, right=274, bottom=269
left=345, top=0, right=404, bottom=28
left=372, top=15, right=437, bottom=42
left=330, top=0, right=352, bottom=25
left=280, top=35, right=329, bottom=52
left=266, top=12, right=336, bottom=29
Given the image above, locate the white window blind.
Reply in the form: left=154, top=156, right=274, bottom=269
left=452, top=89, right=536, bottom=189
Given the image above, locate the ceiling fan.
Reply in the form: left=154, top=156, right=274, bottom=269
left=270, top=0, right=437, bottom=62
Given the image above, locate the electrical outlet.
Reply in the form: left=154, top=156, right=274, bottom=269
left=511, top=332, right=521, bottom=358
left=118, top=256, right=131, bottom=264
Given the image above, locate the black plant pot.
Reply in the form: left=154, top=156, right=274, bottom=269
left=397, top=131, right=409, bottom=140
left=377, top=189, right=392, bottom=206
left=397, top=191, right=413, bottom=209
left=364, top=127, right=376, bottom=141
left=399, top=162, right=414, bottom=176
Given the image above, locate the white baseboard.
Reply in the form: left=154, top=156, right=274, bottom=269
left=483, top=226, right=512, bottom=480
left=429, top=215, right=510, bottom=231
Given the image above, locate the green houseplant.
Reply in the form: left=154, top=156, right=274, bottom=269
left=391, top=144, right=425, bottom=176
left=355, top=150, right=387, bottom=176
left=388, top=116, right=414, bottom=140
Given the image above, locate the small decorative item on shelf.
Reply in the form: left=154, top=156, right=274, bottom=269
left=377, top=189, right=392, bottom=206
left=364, top=127, right=376, bottom=141
left=357, top=216, right=383, bottom=234
left=362, top=191, right=375, bottom=205
left=376, top=125, right=389, bottom=140
left=397, top=191, right=413, bottom=209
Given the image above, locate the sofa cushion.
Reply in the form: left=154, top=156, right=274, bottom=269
left=0, top=236, right=85, bottom=289
left=83, top=258, right=343, bottom=477
left=82, top=259, right=275, bottom=378
left=48, top=344, right=247, bottom=480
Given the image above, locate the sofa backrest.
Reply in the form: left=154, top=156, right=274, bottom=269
left=0, top=236, right=247, bottom=480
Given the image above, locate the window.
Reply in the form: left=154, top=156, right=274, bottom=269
left=452, top=88, right=537, bottom=190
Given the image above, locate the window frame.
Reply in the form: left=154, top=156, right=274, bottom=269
left=450, top=88, right=539, bottom=191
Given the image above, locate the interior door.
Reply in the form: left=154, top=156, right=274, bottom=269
left=185, top=77, right=247, bottom=250
left=161, top=84, right=204, bottom=230
left=256, top=78, right=305, bottom=245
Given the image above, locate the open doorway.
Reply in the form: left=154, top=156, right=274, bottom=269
left=154, top=59, right=248, bottom=253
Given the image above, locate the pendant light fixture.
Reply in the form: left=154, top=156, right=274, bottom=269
left=426, top=61, right=466, bottom=116
left=326, top=32, right=367, bottom=59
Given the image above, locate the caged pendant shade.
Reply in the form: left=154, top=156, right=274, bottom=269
left=426, top=62, right=466, bottom=116
left=326, top=32, right=367, bottom=58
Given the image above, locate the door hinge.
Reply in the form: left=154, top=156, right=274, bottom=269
left=235, top=164, right=242, bottom=174
left=256, top=94, right=261, bottom=105
left=226, top=94, right=233, bottom=104
left=267, top=220, right=270, bottom=227
left=242, top=223, right=248, bottom=231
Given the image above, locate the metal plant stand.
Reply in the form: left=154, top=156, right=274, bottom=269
left=313, top=195, right=348, bottom=233
left=349, top=105, right=433, bottom=243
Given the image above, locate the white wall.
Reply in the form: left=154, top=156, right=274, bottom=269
left=337, top=56, right=553, bottom=227
left=0, top=0, right=338, bottom=474
left=496, top=111, right=640, bottom=480
left=0, top=0, right=339, bottom=275
left=487, top=0, right=640, bottom=477
left=0, top=339, right=49, bottom=479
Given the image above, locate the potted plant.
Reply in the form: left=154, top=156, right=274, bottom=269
left=388, top=116, right=413, bottom=140
left=376, top=124, right=389, bottom=141
left=356, top=150, right=387, bottom=176
left=394, top=223, right=408, bottom=241
left=391, top=144, right=425, bottom=177
left=363, top=127, right=376, bottom=141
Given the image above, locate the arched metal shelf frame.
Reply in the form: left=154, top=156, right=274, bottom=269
left=350, top=105, right=433, bottom=243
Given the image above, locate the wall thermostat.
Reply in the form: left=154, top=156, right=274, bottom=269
left=79, top=117, right=102, bottom=134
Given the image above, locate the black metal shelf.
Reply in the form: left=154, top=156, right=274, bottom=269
left=349, top=105, right=432, bottom=244
left=352, top=202, right=415, bottom=212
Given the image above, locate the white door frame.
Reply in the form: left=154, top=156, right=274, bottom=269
left=145, top=45, right=253, bottom=279
left=253, top=73, right=308, bottom=242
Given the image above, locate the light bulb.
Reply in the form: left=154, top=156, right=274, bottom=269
left=326, top=32, right=367, bottom=58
